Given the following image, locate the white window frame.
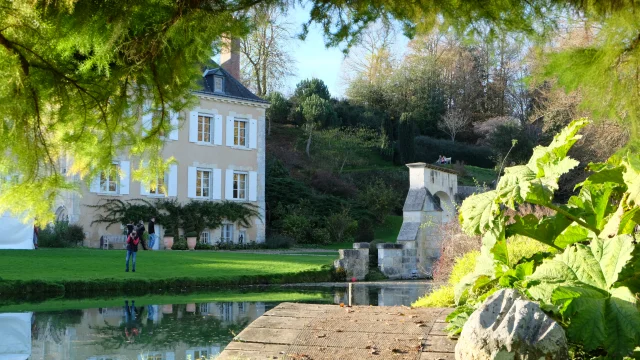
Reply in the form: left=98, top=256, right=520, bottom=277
left=199, top=303, right=210, bottom=314
left=200, top=231, right=210, bottom=244
left=214, top=76, right=223, bottom=93
left=221, top=224, right=234, bottom=243
left=195, top=169, right=212, bottom=199
left=233, top=119, right=248, bottom=147
left=188, top=348, right=209, bottom=360
left=148, top=172, right=167, bottom=196
left=197, top=115, right=214, bottom=143
left=232, top=171, right=247, bottom=200
left=99, top=163, right=120, bottom=194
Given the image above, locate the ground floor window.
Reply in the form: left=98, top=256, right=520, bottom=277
left=238, top=230, right=246, bottom=244
left=221, top=224, right=234, bottom=243
left=200, top=231, right=210, bottom=244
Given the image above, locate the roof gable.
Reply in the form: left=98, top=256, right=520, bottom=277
left=197, top=67, right=269, bottom=104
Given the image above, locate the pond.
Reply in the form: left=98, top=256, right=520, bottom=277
left=1, top=282, right=433, bottom=360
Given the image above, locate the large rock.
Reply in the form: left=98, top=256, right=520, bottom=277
left=455, top=289, right=568, bottom=360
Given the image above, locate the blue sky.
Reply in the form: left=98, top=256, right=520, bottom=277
left=284, top=4, right=410, bottom=98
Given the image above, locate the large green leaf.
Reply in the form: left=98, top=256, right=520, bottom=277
left=622, top=153, right=640, bottom=207
left=506, top=213, right=578, bottom=249
left=526, top=118, right=589, bottom=177
left=526, top=235, right=640, bottom=356
left=458, top=190, right=499, bottom=235
left=496, top=165, right=536, bottom=209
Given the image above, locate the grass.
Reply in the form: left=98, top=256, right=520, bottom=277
left=447, top=164, right=496, bottom=186
left=0, top=289, right=333, bottom=313
left=0, top=249, right=337, bottom=298
left=374, top=215, right=403, bottom=242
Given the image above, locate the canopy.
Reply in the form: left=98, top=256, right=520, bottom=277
left=0, top=212, right=34, bottom=250
left=0, top=313, right=32, bottom=360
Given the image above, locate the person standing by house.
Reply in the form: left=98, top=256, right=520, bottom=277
left=147, top=217, right=156, bottom=250
left=126, top=220, right=135, bottom=236
left=125, top=230, right=139, bottom=272
left=136, top=220, right=148, bottom=250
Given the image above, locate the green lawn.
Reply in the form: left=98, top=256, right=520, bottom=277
left=0, top=249, right=336, bottom=297
left=451, top=164, right=496, bottom=186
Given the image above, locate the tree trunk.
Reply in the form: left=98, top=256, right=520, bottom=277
left=306, top=131, right=312, bottom=157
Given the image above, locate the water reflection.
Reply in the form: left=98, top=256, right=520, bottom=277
left=1, top=283, right=431, bottom=360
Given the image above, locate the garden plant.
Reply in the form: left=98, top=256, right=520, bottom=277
left=450, top=119, right=640, bottom=358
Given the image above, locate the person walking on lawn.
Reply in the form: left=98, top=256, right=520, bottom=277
left=136, top=220, right=148, bottom=250
left=125, top=230, right=140, bottom=272
left=148, top=217, right=156, bottom=250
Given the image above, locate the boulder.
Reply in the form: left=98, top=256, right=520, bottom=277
left=455, top=289, right=568, bottom=360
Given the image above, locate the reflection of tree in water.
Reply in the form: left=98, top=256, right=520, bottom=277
left=91, top=303, right=251, bottom=350
left=32, top=310, right=83, bottom=344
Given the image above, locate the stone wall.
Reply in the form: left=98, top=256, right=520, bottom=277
left=334, top=243, right=369, bottom=280
left=377, top=243, right=419, bottom=279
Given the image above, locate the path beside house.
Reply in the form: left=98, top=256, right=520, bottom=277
left=218, top=302, right=456, bottom=360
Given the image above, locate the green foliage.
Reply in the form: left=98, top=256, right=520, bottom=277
left=357, top=179, right=400, bottom=223
left=356, top=218, right=375, bottom=242
left=450, top=119, right=640, bottom=357
left=91, top=199, right=259, bottom=241
left=364, top=268, right=388, bottom=281
left=39, top=222, right=86, bottom=248
left=313, top=127, right=382, bottom=172
left=398, top=112, right=416, bottom=164
left=292, top=78, right=331, bottom=102
left=310, top=228, right=331, bottom=245
left=265, top=92, right=290, bottom=124
left=301, top=94, right=338, bottom=130
left=265, top=234, right=296, bottom=249
left=326, top=208, right=356, bottom=243
left=414, top=136, right=495, bottom=168
left=487, top=124, right=536, bottom=165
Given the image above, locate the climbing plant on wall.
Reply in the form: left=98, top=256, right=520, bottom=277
left=450, top=119, right=640, bottom=358
left=90, top=199, right=260, bottom=239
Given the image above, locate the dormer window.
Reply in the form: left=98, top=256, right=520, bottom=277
left=214, top=76, right=223, bottom=93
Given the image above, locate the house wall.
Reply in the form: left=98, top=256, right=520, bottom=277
left=58, top=94, right=267, bottom=248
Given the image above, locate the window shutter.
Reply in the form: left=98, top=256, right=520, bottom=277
left=249, top=171, right=258, bottom=201
left=89, top=175, right=100, bottom=193
left=119, top=161, right=130, bottom=195
left=213, top=169, right=222, bottom=200
left=225, top=169, right=234, bottom=200
left=168, top=164, right=178, bottom=196
left=226, top=116, right=234, bottom=146
left=249, top=119, right=258, bottom=149
left=169, top=111, right=179, bottom=140
left=188, top=111, right=198, bottom=143
left=214, top=114, right=223, bottom=145
left=187, top=166, right=197, bottom=198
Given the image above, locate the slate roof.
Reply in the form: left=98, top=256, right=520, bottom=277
left=403, top=188, right=427, bottom=211
left=194, top=67, right=269, bottom=104
left=403, top=188, right=443, bottom=212
left=397, top=222, right=420, bottom=241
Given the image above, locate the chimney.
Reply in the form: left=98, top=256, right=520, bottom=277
left=406, top=163, right=427, bottom=189
left=220, top=37, right=241, bottom=80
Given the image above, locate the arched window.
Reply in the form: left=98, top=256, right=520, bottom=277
left=55, top=206, right=69, bottom=223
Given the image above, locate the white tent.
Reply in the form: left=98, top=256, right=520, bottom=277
left=0, top=212, right=34, bottom=250
left=0, top=313, right=32, bottom=360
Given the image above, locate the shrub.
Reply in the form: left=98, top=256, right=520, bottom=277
left=310, top=170, right=357, bottom=198
left=171, top=236, right=188, bottom=250
left=326, top=208, right=356, bottom=243
left=487, top=123, right=536, bottom=165
left=331, top=266, right=347, bottom=282
left=38, top=222, right=85, bottom=248
left=364, top=268, right=388, bottom=281
left=195, top=242, right=213, bottom=250
left=414, top=135, right=494, bottom=168
left=357, top=179, right=399, bottom=223
left=264, top=234, right=296, bottom=249
left=398, top=112, right=416, bottom=164
left=310, top=228, right=331, bottom=244
left=281, top=213, right=311, bottom=243
left=432, top=220, right=481, bottom=282
left=355, top=219, right=374, bottom=243
left=413, top=251, right=479, bottom=308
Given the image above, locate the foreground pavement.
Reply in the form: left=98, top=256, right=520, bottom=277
left=218, top=302, right=456, bottom=359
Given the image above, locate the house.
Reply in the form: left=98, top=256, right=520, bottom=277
left=54, top=44, right=268, bottom=248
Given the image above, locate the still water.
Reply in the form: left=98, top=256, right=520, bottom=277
left=0, top=282, right=432, bottom=360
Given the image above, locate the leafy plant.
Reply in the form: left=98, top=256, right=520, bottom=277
left=450, top=118, right=640, bottom=358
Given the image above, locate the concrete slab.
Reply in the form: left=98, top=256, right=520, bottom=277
left=220, top=303, right=456, bottom=360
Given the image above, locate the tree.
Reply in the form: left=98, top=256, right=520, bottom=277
left=314, top=127, right=381, bottom=172
left=292, top=78, right=331, bottom=102
left=264, top=92, right=290, bottom=135
left=398, top=113, right=416, bottom=164
left=239, top=3, right=297, bottom=97
left=438, top=109, right=468, bottom=142
left=300, top=94, right=336, bottom=157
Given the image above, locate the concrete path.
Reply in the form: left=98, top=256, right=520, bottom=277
left=218, top=302, right=456, bottom=360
